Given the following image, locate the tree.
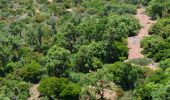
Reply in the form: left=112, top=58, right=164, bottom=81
left=152, top=83, right=170, bottom=100
left=26, top=23, right=52, bottom=51
left=147, top=0, right=170, bottom=19
left=134, top=82, right=158, bottom=100
left=147, top=0, right=164, bottom=19
left=134, top=81, right=170, bottom=100
left=60, top=83, right=80, bottom=100
left=0, top=33, right=21, bottom=76
left=38, top=77, right=68, bottom=98
left=107, top=62, right=144, bottom=90
left=38, top=77, right=80, bottom=99
left=45, top=45, right=71, bottom=77
left=159, top=25, right=170, bottom=39
left=0, top=78, right=29, bottom=100
left=62, top=22, right=79, bottom=52
left=146, top=70, right=168, bottom=84
left=159, top=59, right=170, bottom=70
left=75, top=42, right=103, bottom=73
left=141, top=35, right=163, bottom=58
left=17, top=61, right=43, bottom=83
left=149, top=18, right=170, bottom=35
left=9, top=21, right=24, bottom=38
left=47, top=16, right=57, bottom=35
left=154, top=49, right=170, bottom=62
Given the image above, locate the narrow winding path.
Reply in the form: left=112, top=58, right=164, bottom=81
left=128, top=7, right=157, bottom=69
left=128, top=7, right=156, bottom=59
left=28, top=84, right=40, bottom=100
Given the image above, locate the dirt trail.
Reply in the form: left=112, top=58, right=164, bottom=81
left=128, top=7, right=158, bottom=70
left=128, top=8, right=156, bottom=59
left=28, top=84, right=40, bottom=100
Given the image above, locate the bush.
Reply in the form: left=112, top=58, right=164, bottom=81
left=141, top=34, right=170, bottom=62
left=147, top=0, right=170, bottom=19
left=75, top=42, right=104, bottom=73
left=152, top=83, right=170, bottom=100
left=147, top=0, right=163, bottom=19
left=45, top=46, right=71, bottom=77
left=153, top=49, right=170, bottom=62
left=38, top=77, right=80, bottom=99
left=146, top=70, right=169, bottom=84
left=35, top=14, right=46, bottom=23
left=60, top=83, right=80, bottom=100
left=38, top=77, right=69, bottom=98
left=106, top=62, right=144, bottom=90
left=0, top=78, right=29, bottom=100
left=159, top=25, right=170, bottom=39
left=149, top=18, right=170, bottom=35
left=159, top=59, right=170, bottom=70
left=17, top=61, right=44, bottom=83
left=141, top=35, right=163, bottom=58
left=134, top=82, right=159, bottom=100
left=128, top=58, right=153, bottom=66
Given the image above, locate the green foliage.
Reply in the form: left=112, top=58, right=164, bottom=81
left=149, top=18, right=170, bottom=35
left=143, top=18, right=170, bottom=62
left=142, top=20, right=170, bottom=61
left=141, top=35, right=163, bottom=57
left=128, top=58, right=153, bottom=66
left=134, top=82, right=158, bottom=100
left=159, top=59, right=170, bottom=70
left=38, top=77, right=68, bottom=98
left=45, top=45, right=71, bottom=77
left=79, top=62, right=144, bottom=91
left=1, top=0, right=168, bottom=99
left=38, top=77, right=80, bottom=99
left=154, top=49, right=170, bottom=61
left=139, top=69, right=170, bottom=100
left=147, top=0, right=170, bottom=19
left=75, top=42, right=103, bottom=73
left=146, top=70, right=169, bottom=84
left=16, top=61, right=44, bottom=83
left=151, top=82, right=170, bottom=100
left=80, top=81, right=123, bottom=100
left=60, top=83, right=80, bottom=100
left=133, top=62, right=170, bottom=99
left=140, top=35, right=170, bottom=61
left=0, top=78, right=29, bottom=100
left=105, top=62, right=144, bottom=90
left=82, top=0, right=137, bottom=15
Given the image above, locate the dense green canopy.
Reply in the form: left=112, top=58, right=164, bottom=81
left=0, top=0, right=169, bottom=99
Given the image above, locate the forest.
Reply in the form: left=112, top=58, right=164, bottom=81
left=0, top=0, right=170, bottom=100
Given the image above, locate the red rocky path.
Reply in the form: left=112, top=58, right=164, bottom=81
left=128, top=8, right=156, bottom=59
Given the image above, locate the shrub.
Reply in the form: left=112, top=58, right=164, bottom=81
left=60, top=83, right=81, bottom=100
left=38, top=77, right=69, bottom=98
left=159, top=59, right=170, bottom=70
left=106, top=62, right=144, bottom=90
left=0, top=78, right=29, bottom=100
left=17, top=61, right=43, bottom=83
left=128, top=58, right=153, bottom=66
left=141, top=35, right=163, bottom=58
left=147, top=0, right=170, bottom=19
left=154, top=49, right=170, bottom=62
left=38, top=77, right=80, bottom=99
left=159, top=25, right=170, bottom=39
left=45, top=46, right=71, bottom=77
left=149, top=18, right=170, bottom=35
